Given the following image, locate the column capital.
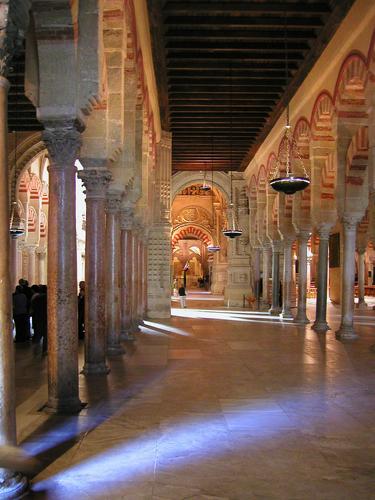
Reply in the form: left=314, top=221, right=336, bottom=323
left=271, top=240, right=283, bottom=252
left=106, top=191, right=123, bottom=214
left=120, top=208, right=134, bottom=231
left=342, top=213, right=361, bottom=231
left=315, top=223, right=333, bottom=241
left=297, top=230, right=311, bottom=244
left=78, top=169, right=112, bottom=199
left=43, top=123, right=81, bottom=168
left=36, top=247, right=47, bottom=257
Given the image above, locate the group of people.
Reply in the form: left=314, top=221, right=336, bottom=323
left=12, top=279, right=48, bottom=353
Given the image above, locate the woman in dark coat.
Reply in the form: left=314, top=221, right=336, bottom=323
left=13, top=286, right=30, bottom=342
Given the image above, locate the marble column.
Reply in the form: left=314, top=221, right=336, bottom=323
left=37, top=248, right=47, bottom=284
left=106, top=192, right=124, bottom=355
left=26, top=245, right=37, bottom=284
left=0, top=73, right=28, bottom=496
left=253, top=247, right=261, bottom=307
left=78, top=167, right=111, bottom=374
left=120, top=208, right=135, bottom=340
left=132, top=229, right=141, bottom=332
left=357, top=248, right=368, bottom=309
left=312, top=224, right=332, bottom=333
left=336, top=215, right=360, bottom=340
left=270, top=242, right=282, bottom=315
left=137, top=231, right=144, bottom=325
left=281, top=238, right=294, bottom=319
left=294, top=231, right=311, bottom=324
left=10, top=237, right=18, bottom=289
left=261, top=245, right=271, bottom=308
left=143, top=239, right=148, bottom=316
left=43, top=124, right=82, bottom=413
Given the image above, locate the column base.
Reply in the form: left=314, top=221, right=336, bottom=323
left=120, top=330, right=136, bottom=341
left=311, top=320, right=330, bottom=333
left=260, top=301, right=270, bottom=312
left=107, top=343, right=125, bottom=356
left=81, top=362, right=110, bottom=375
left=44, top=396, right=83, bottom=414
left=280, top=309, right=294, bottom=319
left=356, top=300, right=368, bottom=310
left=269, top=306, right=282, bottom=316
left=294, top=315, right=310, bottom=324
left=0, top=473, right=28, bottom=499
left=335, top=326, right=359, bottom=341
left=132, top=321, right=141, bottom=333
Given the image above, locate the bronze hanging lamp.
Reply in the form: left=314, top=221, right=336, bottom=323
left=207, top=139, right=221, bottom=252
left=201, top=169, right=211, bottom=192
left=268, top=8, right=310, bottom=195
left=10, top=129, right=25, bottom=238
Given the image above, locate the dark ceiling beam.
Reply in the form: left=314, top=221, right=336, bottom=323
left=164, top=2, right=331, bottom=14
left=166, top=41, right=311, bottom=51
left=167, top=52, right=304, bottom=61
left=165, top=16, right=324, bottom=28
left=168, top=60, right=299, bottom=70
left=165, top=29, right=318, bottom=40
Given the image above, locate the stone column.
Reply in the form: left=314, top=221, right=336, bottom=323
left=357, top=248, right=367, bottom=309
left=143, top=238, right=148, bottom=316
left=43, top=124, right=82, bottom=413
left=26, top=245, right=37, bottom=284
left=261, top=245, right=271, bottom=308
left=312, top=224, right=332, bottom=333
left=281, top=238, right=294, bottom=319
left=137, top=235, right=144, bottom=323
left=253, top=247, right=261, bottom=308
left=10, top=237, right=18, bottom=289
left=36, top=248, right=47, bottom=284
left=106, top=192, right=124, bottom=355
left=78, top=167, right=111, bottom=374
left=270, top=242, right=282, bottom=315
left=132, top=229, right=141, bottom=331
left=120, top=208, right=135, bottom=340
left=336, top=215, right=360, bottom=340
left=294, top=231, right=311, bottom=324
left=0, top=73, right=28, bottom=495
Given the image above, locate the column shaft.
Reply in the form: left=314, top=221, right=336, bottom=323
left=357, top=250, right=367, bottom=309
left=106, top=196, right=124, bottom=355
left=120, top=217, right=134, bottom=340
left=79, top=168, right=111, bottom=374
left=270, top=244, right=281, bottom=315
left=261, top=246, right=271, bottom=307
left=336, top=217, right=359, bottom=340
left=131, top=232, right=140, bottom=331
left=281, top=239, right=293, bottom=319
left=312, top=226, right=331, bottom=333
left=43, top=125, right=82, bottom=412
left=294, top=232, right=310, bottom=324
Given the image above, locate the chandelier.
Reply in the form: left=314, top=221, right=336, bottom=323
left=268, top=8, right=310, bottom=195
left=207, top=139, right=221, bottom=252
left=222, top=171, right=242, bottom=239
left=201, top=170, right=211, bottom=191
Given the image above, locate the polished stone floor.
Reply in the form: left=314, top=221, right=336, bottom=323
left=15, top=294, right=375, bottom=499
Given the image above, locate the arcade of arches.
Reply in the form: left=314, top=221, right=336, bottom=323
left=0, top=1, right=375, bottom=498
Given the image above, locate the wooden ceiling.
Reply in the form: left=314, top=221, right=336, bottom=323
left=148, top=0, right=355, bottom=172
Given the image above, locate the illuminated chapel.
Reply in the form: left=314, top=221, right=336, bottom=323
left=0, top=0, right=375, bottom=497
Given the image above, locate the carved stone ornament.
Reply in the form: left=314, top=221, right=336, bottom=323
left=106, top=194, right=123, bottom=213
left=78, top=169, right=112, bottom=198
left=43, top=125, right=82, bottom=168
left=120, top=208, right=134, bottom=230
left=174, top=206, right=211, bottom=227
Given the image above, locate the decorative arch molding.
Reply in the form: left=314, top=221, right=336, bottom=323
left=172, top=171, right=230, bottom=203
left=334, top=52, right=368, bottom=110
left=171, top=224, right=214, bottom=248
left=9, top=132, right=46, bottom=204
left=310, top=91, right=336, bottom=141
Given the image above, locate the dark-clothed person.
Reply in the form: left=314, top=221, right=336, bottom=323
left=78, top=281, right=85, bottom=339
left=13, top=286, right=30, bottom=342
left=31, top=286, right=47, bottom=351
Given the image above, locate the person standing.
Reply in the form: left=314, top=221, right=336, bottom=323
left=12, top=286, right=30, bottom=342
left=178, top=285, right=187, bottom=308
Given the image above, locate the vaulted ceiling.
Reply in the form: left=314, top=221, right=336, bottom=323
left=148, top=0, right=356, bottom=172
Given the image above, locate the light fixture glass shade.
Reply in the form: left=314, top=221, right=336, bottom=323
left=201, top=171, right=211, bottom=191
left=269, top=176, right=310, bottom=195
left=9, top=201, right=25, bottom=238
left=222, top=203, right=242, bottom=239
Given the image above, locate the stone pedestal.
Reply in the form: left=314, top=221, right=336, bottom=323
left=43, top=124, right=82, bottom=412
left=357, top=249, right=367, bottom=309
left=312, top=224, right=332, bottom=333
left=280, top=238, right=294, bottom=319
left=270, top=242, right=282, bottom=315
left=294, top=231, right=311, bottom=324
left=79, top=167, right=111, bottom=374
left=336, top=215, right=360, bottom=340
left=106, top=193, right=124, bottom=355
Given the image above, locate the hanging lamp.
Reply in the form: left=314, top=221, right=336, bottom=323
left=222, top=71, right=242, bottom=239
left=268, top=8, right=310, bottom=195
left=10, top=130, right=25, bottom=238
left=207, top=139, right=221, bottom=252
left=201, top=169, right=211, bottom=191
